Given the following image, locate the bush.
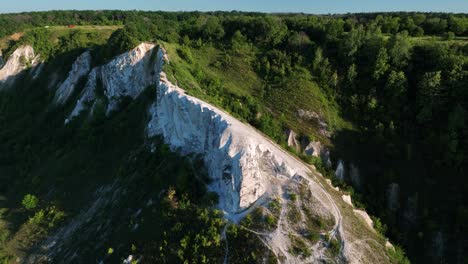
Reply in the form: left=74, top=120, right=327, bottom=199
left=289, top=192, right=297, bottom=202
left=387, top=245, right=411, bottom=264
left=445, top=31, right=455, bottom=40
left=22, top=194, right=38, bottom=210
left=372, top=216, right=388, bottom=235
left=328, top=238, right=341, bottom=256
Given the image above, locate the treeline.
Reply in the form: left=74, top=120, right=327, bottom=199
left=1, top=10, right=468, bottom=39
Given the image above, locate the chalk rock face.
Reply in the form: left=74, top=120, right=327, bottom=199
left=0, top=50, right=4, bottom=68
left=353, top=209, right=375, bottom=231
left=297, top=109, right=320, bottom=120
left=0, top=45, right=38, bottom=85
left=54, top=51, right=92, bottom=104
left=148, top=52, right=309, bottom=213
left=335, top=160, right=345, bottom=181
left=304, top=141, right=322, bottom=157
left=403, top=193, right=418, bottom=229
left=387, top=183, right=400, bottom=211
left=303, top=140, right=332, bottom=167
left=322, top=149, right=332, bottom=167
left=285, top=129, right=300, bottom=151
left=350, top=163, right=361, bottom=189
left=432, top=231, right=445, bottom=259
left=68, top=43, right=158, bottom=121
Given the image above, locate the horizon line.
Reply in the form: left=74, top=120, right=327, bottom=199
left=1, top=9, right=467, bottom=16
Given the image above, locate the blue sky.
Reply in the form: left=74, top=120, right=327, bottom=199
left=1, top=0, right=467, bottom=14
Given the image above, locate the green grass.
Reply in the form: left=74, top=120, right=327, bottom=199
left=161, top=41, right=351, bottom=146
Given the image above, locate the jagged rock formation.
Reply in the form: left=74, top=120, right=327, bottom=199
left=54, top=51, right=92, bottom=104
left=285, top=129, right=300, bottom=152
left=304, top=141, right=323, bottom=156
left=0, top=45, right=39, bottom=86
left=350, top=163, right=361, bottom=189
left=303, top=140, right=332, bottom=167
left=335, top=160, right=345, bottom=181
left=387, top=183, right=400, bottom=211
left=67, top=43, right=158, bottom=122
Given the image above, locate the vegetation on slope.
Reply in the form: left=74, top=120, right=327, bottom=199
left=0, top=10, right=467, bottom=263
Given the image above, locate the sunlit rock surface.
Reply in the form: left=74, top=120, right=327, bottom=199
left=0, top=45, right=38, bottom=86
left=67, top=43, right=158, bottom=121
left=147, top=51, right=314, bottom=213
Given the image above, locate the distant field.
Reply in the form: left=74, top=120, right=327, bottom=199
left=382, top=34, right=468, bottom=45
left=0, top=25, right=122, bottom=50
left=409, top=36, right=468, bottom=45
left=31, top=25, right=123, bottom=31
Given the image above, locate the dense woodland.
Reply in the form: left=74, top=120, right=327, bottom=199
left=0, top=10, right=468, bottom=263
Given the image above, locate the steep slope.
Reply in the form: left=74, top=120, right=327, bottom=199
left=0, top=43, right=394, bottom=264
left=146, top=47, right=392, bottom=263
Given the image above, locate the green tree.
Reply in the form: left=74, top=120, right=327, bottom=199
left=230, top=30, right=249, bottom=54
left=252, top=16, right=287, bottom=46
left=341, top=25, right=365, bottom=61
left=388, top=31, right=411, bottom=68
left=373, top=47, right=389, bottom=80
left=201, top=17, right=225, bottom=41
left=417, top=71, right=442, bottom=123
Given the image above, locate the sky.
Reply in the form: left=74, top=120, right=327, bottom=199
left=0, top=0, right=467, bottom=14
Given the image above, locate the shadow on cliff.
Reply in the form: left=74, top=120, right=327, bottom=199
left=0, top=47, right=111, bottom=237
left=329, top=126, right=456, bottom=263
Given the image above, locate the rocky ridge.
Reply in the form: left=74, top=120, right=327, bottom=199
left=67, top=43, right=158, bottom=122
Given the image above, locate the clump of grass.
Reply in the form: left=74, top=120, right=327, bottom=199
left=268, top=198, right=281, bottom=216
left=287, top=202, right=301, bottom=223
left=328, top=238, right=341, bottom=257
left=244, top=206, right=278, bottom=231
left=288, top=233, right=312, bottom=258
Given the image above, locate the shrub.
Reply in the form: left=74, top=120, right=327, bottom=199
left=328, top=238, right=341, bottom=257
left=387, top=245, right=411, bottom=264
left=445, top=31, right=455, bottom=40
left=289, top=192, right=297, bottom=202
left=28, top=210, right=45, bottom=225
left=372, top=216, right=388, bottom=235
left=22, top=194, right=38, bottom=210
left=177, top=47, right=194, bottom=63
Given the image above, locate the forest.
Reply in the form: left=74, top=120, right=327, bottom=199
left=0, top=10, right=467, bottom=263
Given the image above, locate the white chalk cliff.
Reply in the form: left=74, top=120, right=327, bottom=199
left=54, top=51, right=92, bottom=105
left=67, top=43, right=158, bottom=121
left=148, top=65, right=310, bottom=213
left=0, top=45, right=39, bottom=85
